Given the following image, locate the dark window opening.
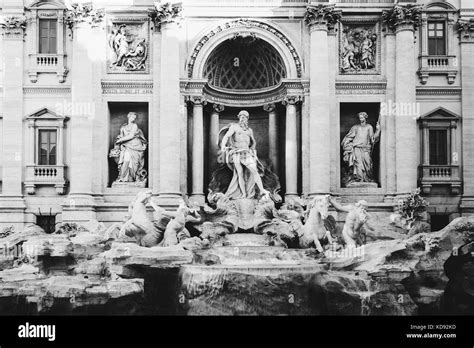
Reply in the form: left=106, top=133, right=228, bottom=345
left=428, top=22, right=446, bottom=56
left=430, top=214, right=450, bottom=232
left=39, top=19, right=57, bottom=54
left=429, top=129, right=448, bottom=165
left=36, top=215, right=56, bottom=234
left=38, top=129, right=57, bottom=165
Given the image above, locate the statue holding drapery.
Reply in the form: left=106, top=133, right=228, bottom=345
left=109, top=112, right=147, bottom=186
left=341, top=112, right=380, bottom=186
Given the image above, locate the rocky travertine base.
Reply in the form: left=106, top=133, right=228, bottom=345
left=178, top=217, right=474, bottom=315
left=0, top=264, right=144, bottom=315
left=0, top=217, right=472, bottom=315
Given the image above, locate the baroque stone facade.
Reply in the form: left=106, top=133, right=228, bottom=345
left=1, top=0, right=474, bottom=230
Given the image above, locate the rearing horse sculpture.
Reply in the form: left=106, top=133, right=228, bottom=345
left=297, top=195, right=335, bottom=253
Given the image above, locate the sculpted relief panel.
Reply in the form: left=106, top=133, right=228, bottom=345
left=107, top=21, right=149, bottom=74
left=340, top=22, right=380, bottom=75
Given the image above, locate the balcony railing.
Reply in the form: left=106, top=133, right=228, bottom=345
left=28, top=54, right=68, bottom=83
left=419, top=164, right=461, bottom=195
left=418, top=55, right=457, bottom=85
left=25, top=165, right=67, bottom=195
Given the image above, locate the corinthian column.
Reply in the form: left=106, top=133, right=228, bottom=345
left=283, top=96, right=301, bottom=199
left=383, top=5, right=422, bottom=196
left=209, top=104, right=224, bottom=172
left=304, top=4, right=341, bottom=195
left=457, top=17, right=474, bottom=212
left=263, top=103, right=278, bottom=173
left=62, top=4, right=104, bottom=222
left=150, top=3, right=183, bottom=203
left=0, top=11, right=27, bottom=228
left=189, top=96, right=206, bottom=204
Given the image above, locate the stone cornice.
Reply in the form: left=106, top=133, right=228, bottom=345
left=416, top=87, right=462, bottom=96
left=335, top=81, right=386, bottom=94
left=304, top=4, right=341, bottom=30
left=23, top=87, right=71, bottom=94
left=456, top=19, right=474, bottom=43
left=101, top=80, right=153, bottom=95
left=64, top=3, right=105, bottom=31
left=148, top=2, right=183, bottom=32
left=382, top=4, right=422, bottom=32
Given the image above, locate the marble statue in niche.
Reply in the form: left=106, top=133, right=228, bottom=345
left=108, top=23, right=148, bottom=73
left=340, top=24, right=377, bottom=73
left=219, top=110, right=270, bottom=200
left=109, top=112, right=148, bottom=186
left=341, top=112, right=380, bottom=187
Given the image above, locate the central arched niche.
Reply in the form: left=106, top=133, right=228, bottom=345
left=203, top=36, right=287, bottom=91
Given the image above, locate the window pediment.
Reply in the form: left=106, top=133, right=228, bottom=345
left=27, top=0, right=66, bottom=10
left=418, top=107, right=460, bottom=122
left=26, top=107, right=68, bottom=121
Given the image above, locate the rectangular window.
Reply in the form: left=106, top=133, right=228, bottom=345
left=429, top=129, right=448, bottom=165
left=428, top=22, right=446, bottom=56
left=39, top=19, right=57, bottom=54
left=38, top=130, right=57, bottom=165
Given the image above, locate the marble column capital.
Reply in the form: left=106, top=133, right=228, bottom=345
left=263, top=103, right=276, bottom=113
left=282, top=95, right=303, bottom=106
left=186, top=96, right=207, bottom=106
left=456, top=19, right=474, bottom=43
left=382, top=4, right=422, bottom=33
left=0, top=15, right=27, bottom=39
left=149, top=2, right=183, bottom=32
left=304, top=4, right=341, bottom=32
left=64, top=3, right=105, bottom=31
left=212, top=104, right=224, bottom=113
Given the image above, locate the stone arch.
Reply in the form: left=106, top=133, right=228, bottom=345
left=187, top=19, right=303, bottom=80
left=425, top=1, right=457, bottom=11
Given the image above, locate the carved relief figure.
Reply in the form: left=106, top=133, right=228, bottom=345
left=109, top=112, right=147, bottom=185
left=108, top=23, right=148, bottom=72
left=219, top=110, right=270, bottom=199
left=341, top=25, right=377, bottom=73
left=341, top=112, right=380, bottom=186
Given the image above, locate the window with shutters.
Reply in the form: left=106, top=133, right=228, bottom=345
left=427, top=22, right=446, bottom=56
left=418, top=3, right=458, bottom=85
left=39, top=19, right=57, bottom=54
left=27, top=5, right=68, bottom=83
left=418, top=107, right=461, bottom=195
left=38, top=129, right=57, bottom=165
left=25, top=108, right=68, bottom=195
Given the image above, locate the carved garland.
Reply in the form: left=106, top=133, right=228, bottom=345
left=187, top=19, right=303, bottom=78
left=382, top=4, right=423, bottom=31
